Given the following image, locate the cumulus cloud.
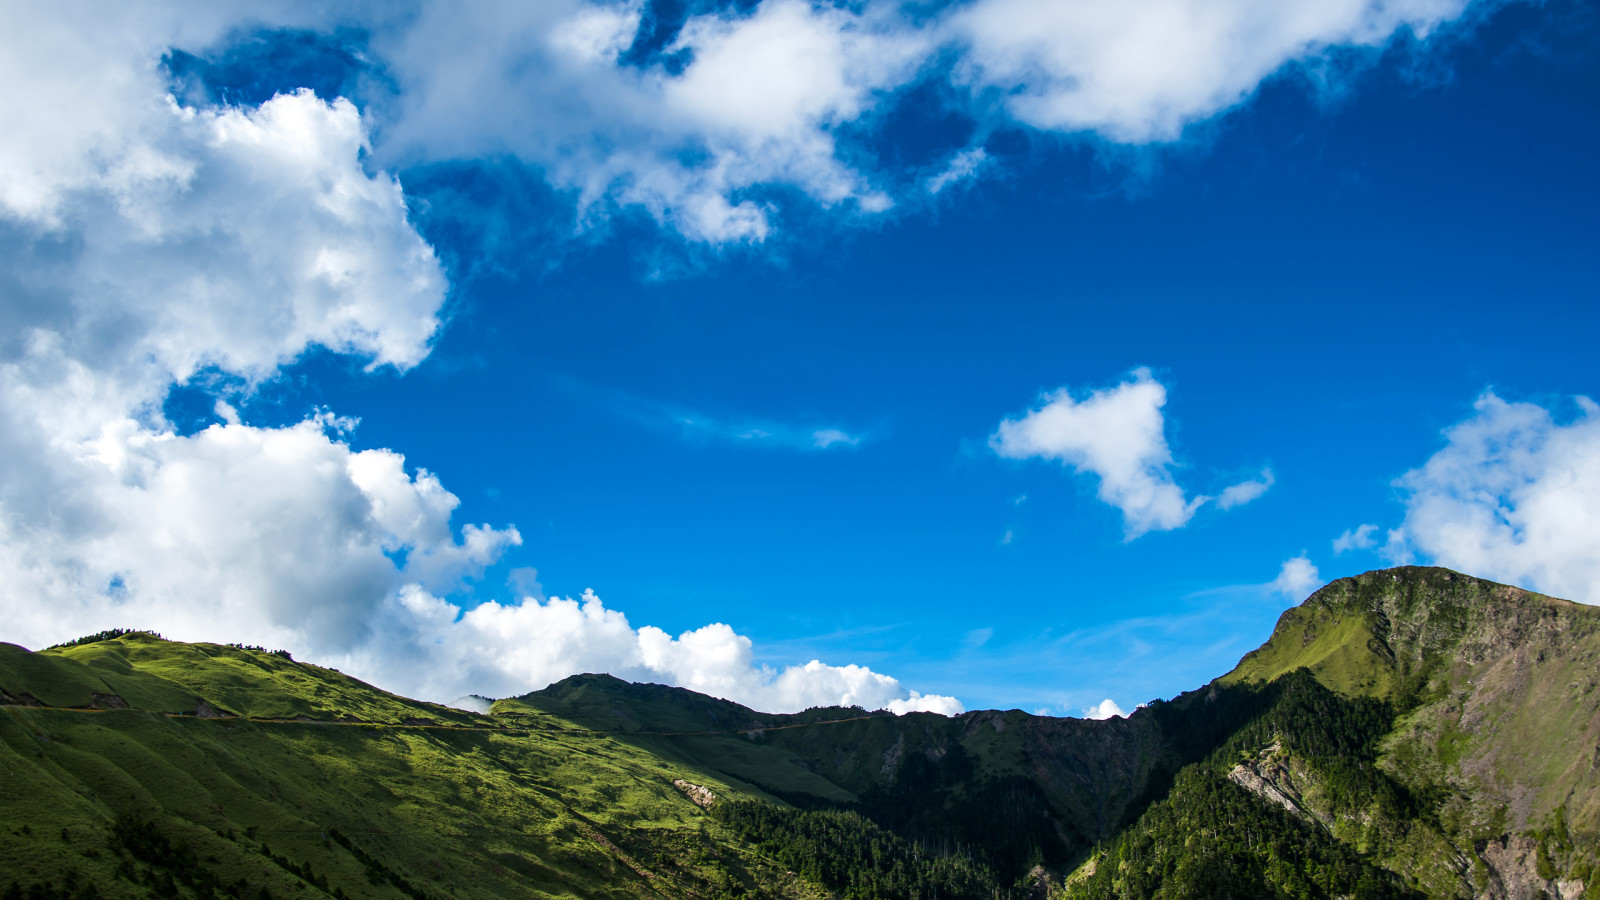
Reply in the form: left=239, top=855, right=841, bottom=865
left=0, top=14, right=510, bottom=667
left=1082, top=698, right=1126, bottom=720
left=0, top=415, right=521, bottom=656
left=949, top=0, right=1473, bottom=142
left=1270, top=554, right=1323, bottom=599
left=990, top=369, right=1267, bottom=538
left=990, top=369, right=1197, bottom=537
left=1385, top=393, right=1600, bottom=605
left=350, top=587, right=962, bottom=714
left=1333, top=523, right=1379, bottom=554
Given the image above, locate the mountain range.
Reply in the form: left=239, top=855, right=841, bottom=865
left=3, top=566, right=1596, bottom=899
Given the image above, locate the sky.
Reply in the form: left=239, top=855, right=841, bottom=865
left=1, top=0, right=1596, bottom=719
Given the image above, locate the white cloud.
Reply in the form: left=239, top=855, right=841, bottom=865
left=1216, top=468, right=1275, bottom=510
left=350, top=587, right=963, bottom=715
left=1386, top=393, right=1600, bottom=605
left=0, top=412, right=525, bottom=661
left=3, top=0, right=1492, bottom=249
left=1082, top=698, right=1126, bottom=720
left=949, top=0, right=1472, bottom=142
left=0, top=90, right=445, bottom=403
left=371, top=0, right=926, bottom=243
left=548, top=1, right=643, bottom=65
left=368, top=0, right=1486, bottom=241
left=1333, top=523, right=1379, bottom=554
left=1270, top=554, right=1322, bottom=599
left=991, top=369, right=1196, bottom=537
left=0, top=10, right=480, bottom=663
left=991, top=368, right=1264, bottom=538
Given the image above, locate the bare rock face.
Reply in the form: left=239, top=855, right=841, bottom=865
left=672, top=779, right=718, bottom=809
left=1475, top=835, right=1586, bottom=900
left=1226, top=741, right=1322, bottom=827
left=89, top=692, right=127, bottom=709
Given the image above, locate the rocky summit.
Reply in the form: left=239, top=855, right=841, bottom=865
left=3, top=566, right=1596, bottom=899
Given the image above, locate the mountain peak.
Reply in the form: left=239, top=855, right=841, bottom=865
left=1227, top=565, right=1598, bottom=702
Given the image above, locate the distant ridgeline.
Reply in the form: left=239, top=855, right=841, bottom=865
left=2, top=566, right=1597, bottom=899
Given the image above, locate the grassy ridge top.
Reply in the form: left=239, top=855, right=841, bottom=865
left=2, top=633, right=485, bottom=725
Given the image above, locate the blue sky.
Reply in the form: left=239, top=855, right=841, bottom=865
left=2, top=0, right=1596, bottom=717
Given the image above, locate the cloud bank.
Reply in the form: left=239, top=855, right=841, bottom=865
left=8, top=0, right=1488, bottom=250
left=1385, top=392, right=1600, bottom=605
left=374, top=587, right=963, bottom=714
left=368, top=0, right=1482, bottom=242
left=989, top=369, right=1271, bottom=537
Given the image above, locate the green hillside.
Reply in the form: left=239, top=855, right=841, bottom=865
left=3, top=566, right=1597, bottom=899
left=0, top=636, right=824, bottom=900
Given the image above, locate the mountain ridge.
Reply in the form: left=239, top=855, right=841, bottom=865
left=3, top=565, right=1596, bottom=899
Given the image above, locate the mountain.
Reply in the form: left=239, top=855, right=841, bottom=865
left=2, top=567, right=1596, bottom=899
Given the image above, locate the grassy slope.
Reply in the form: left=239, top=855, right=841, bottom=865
left=0, top=636, right=822, bottom=900
left=37, top=634, right=488, bottom=724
